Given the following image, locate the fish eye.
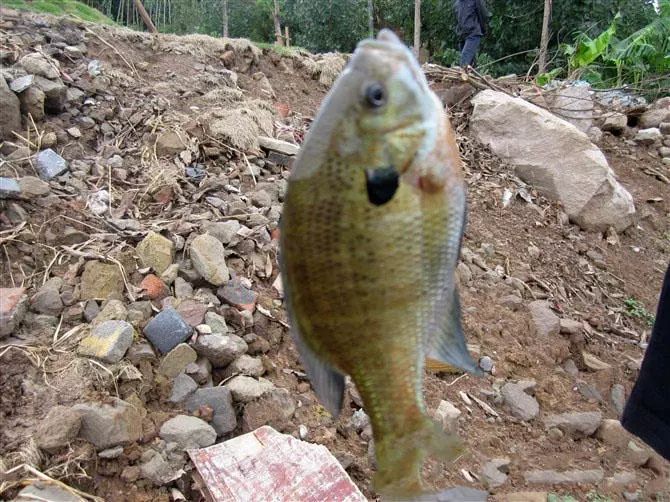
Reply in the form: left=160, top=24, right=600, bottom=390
left=364, top=83, right=387, bottom=108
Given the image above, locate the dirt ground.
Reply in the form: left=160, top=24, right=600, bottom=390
left=0, top=7, right=669, bottom=502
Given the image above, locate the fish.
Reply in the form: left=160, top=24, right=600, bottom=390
left=279, top=29, right=480, bottom=499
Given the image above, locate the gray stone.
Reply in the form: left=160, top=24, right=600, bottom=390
left=251, top=189, right=272, bottom=208
left=78, top=320, right=134, bottom=363
left=435, top=400, right=461, bottom=434
left=626, top=440, right=651, bottom=466
left=136, top=231, right=175, bottom=275
left=241, top=388, right=296, bottom=433
left=258, top=136, right=299, bottom=156
left=596, top=419, right=630, bottom=449
left=0, top=74, right=21, bottom=140
left=634, top=127, right=662, bottom=144
left=479, top=356, right=494, bottom=373
left=98, top=445, right=124, bottom=459
left=658, top=146, right=670, bottom=158
left=192, top=333, right=247, bottom=368
left=140, top=451, right=182, bottom=486
left=169, top=373, right=198, bottom=404
left=159, top=415, right=216, bottom=450
left=217, top=280, right=258, bottom=311
left=639, top=108, right=670, bottom=129
left=0, top=177, right=21, bottom=199
left=158, top=343, right=197, bottom=378
left=10, top=74, right=34, bottom=93
left=19, top=53, right=60, bottom=79
left=528, top=300, right=560, bottom=337
left=29, top=277, right=63, bottom=315
left=18, top=86, right=45, bottom=121
left=223, top=354, right=265, bottom=377
left=92, top=299, right=127, bottom=326
left=524, top=469, right=604, bottom=484
left=660, top=122, right=670, bottom=135
left=204, top=220, right=242, bottom=245
left=204, top=310, right=228, bottom=334
left=559, top=318, right=582, bottom=335
left=18, top=176, right=50, bottom=197
left=436, top=487, right=489, bottom=502
left=73, top=398, right=142, bottom=449
left=471, top=90, right=635, bottom=232
left=601, top=112, right=628, bottom=133
left=33, top=75, right=67, bottom=113
left=544, top=411, right=602, bottom=437
left=501, top=382, right=540, bottom=421
left=549, top=84, right=593, bottom=132
left=126, top=341, right=157, bottom=364
left=174, top=277, right=193, bottom=299
left=225, top=375, right=275, bottom=403
left=190, top=234, right=229, bottom=286
left=480, top=458, right=510, bottom=489
left=185, top=386, right=237, bottom=436
left=36, top=148, right=68, bottom=180
left=611, top=384, right=626, bottom=417
left=16, top=483, right=81, bottom=502
left=35, top=405, right=81, bottom=452
left=143, top=308, right=192, bottom=354
left=185, top=357, right=212, bottom=384
left=577, top=380, right=603, bottom=402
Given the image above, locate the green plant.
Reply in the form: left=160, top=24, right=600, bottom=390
left=547, top=494, right=578, bottom=502
left=624, top=297, right=656, bottom=327
left=3, top=0, right=114, bottom=24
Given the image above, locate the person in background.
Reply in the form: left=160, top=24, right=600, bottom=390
left=622, top=263, right=670, bottom=460
left=454, top=0, right=491, bottom=68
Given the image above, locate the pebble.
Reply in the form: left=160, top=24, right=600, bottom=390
left=30, top=278, right=63, bottom=315
left=479, top=355, right=494, bottom=373
left=543, top=411, right=602, bottom=438
left=192, top=333, right=247, bottom=368
left=225, top=375, right=275, bottom=403
left=435, top=400, right=461, bottom=434
left=17, top=176, right=50, bottom=197
left=501, top=382, right=540, bottom=421
left=524, top=469, right=604, bottom=484
left=10, top=74, right=34, bottom=93
left=190, top=234, right=230, bottom=286
left=204, top=220, right=241, bottom=245
left=559, top=318, right=582, bottom=335
left=597, top=419, right=631, bottom=449
left=0, top=177, right=21, bottom=199
left=126, top=341, right=157, bottom=364
left=217, top=279, right=258, bottom=312
left=611, top=384, right=626, bottom=416
left=80, top=261, right=124, bottom=300
left=35, top=405, right=81, bottom=452
left=528, top=300, right=560, bottom=337
left=437, top=487, right=489, bottom=502
left=185, top=386, right=237, bottom=436
left=176, top=299, right=208, bottom=327
left=92, top=299, right=127, bottom=326
left=158, top=343, right=197, bottom=378
left=98, top=445, right=124, bottom=459
left=78, top=320, right=135, bottom=363
left=73, top=398, right=142, bottom=449
left=581, top=351, right=611, bottom=371
left=143, top=308, right=192, bottom=354
left=159, top=415, right=216, bottom=450
left=223, top=354, right=265, bottom=378
left=241, top=388, right=296, bottom=433
left=17, top=484, right=81, bottom=501
left=204, top=310, right=228, bottom=334
left=0, top=287, right=28, bottom=338
left=626, top=440, right=651, bottom=466
left=185, top=357, right=212, bottom=384
left=634, top=127, right=662, bottom=144
left=136, top=231, right=175, bottom=275
left=480, top=458, right=510, bottom=489
left=174, top=277, right=194, bottom=299
left=35, top=148, right=68, bottom=180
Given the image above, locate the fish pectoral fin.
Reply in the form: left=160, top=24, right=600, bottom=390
left=427, top=287, right=482, bottom=376
left=294, top=335, right=345, bottom=418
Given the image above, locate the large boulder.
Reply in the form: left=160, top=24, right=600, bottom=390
left=470, top=90, right=635, bottom=231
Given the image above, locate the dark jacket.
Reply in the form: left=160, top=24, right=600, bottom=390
left=622, top=262, right=670, bottom=460
left=455, top=0, right=491, bottom=38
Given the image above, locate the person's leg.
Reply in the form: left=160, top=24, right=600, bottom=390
left=460, top=34, right=482, bottom=67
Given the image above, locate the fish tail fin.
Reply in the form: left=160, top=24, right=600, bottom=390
left=373, top=416, right=464, bottom=500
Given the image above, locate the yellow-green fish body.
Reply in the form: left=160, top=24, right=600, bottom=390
left=280, top=30, right=479, bottom=499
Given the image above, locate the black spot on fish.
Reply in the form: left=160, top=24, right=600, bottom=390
left=365, top=166, right=399, bottom=206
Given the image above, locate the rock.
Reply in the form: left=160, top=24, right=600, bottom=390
left=435, top=400, right=461, bottom=434
left=503, top=493, right=548, bottom=502
left=349, top=409, right=370, bottom=433
left=528, top=301, right=560, bottom=337
left=501, top=382, right=540, bottom=421
left=634, top=128, right=662, bottom=144
left=597, top=419, right=630, bottom=449
left=582, top=351, right=611, bottom=371
left=627, top=440, right=652, bottom=466
left=33, top=76, right=67, bottom=113
left=140, top=274, right=169, bottom=300
left=185, top=357, right=212, bottom=384
left=258, top=136, right=299, bottom=156
left=190, top=234, right=229, bottom=286
left=524, top=469, right=604, bottom=484
left=480, top=458, right=510, bottom=489
left=437, top=487, right=489, bottom=502
left=126, top=341, right=157, bottom=364
left=174, top=277, right=193, bottom=299
left=159, top=415, right=216, bottom=450
left=30, top=278, right=63, bottom=315
left=250, top=189, right=272, bottom=208
left=0, top=287, right=28, bottom=337
left=0, top=177, right=20, bottom=199
left=35, top=148, right=68, bottom=180
left=544, top=411, right=602, bottom=437
left=169, top=373, right=198, bottom=404
left=471, top=90, right=635, bottom=231
left=549, top=84, right=593, bottom=132
left=192, top=333, right=247, bottom=367
left=64, top=45, right=84, bottom=58
left=660, top=122, right=670, bottom=134
left=143, top=308, right=192, bottom=354
left=478, top=355, right=494, bottom=373
left=659, top=146, right=670, bottom=158
left=92, top=299, right=127, bottom=326
left=225, top=375, right=275, bottom=403
left=176, top=299, right=208, bottom=327
left=217, top=279, right=258, bottom=311
left=160, top=263, right=179, bottom=285
left=577, top=380, right=603, bottom=403
left=18, top=86, right=45, bottom=121
left=611, top=384, right=626, bottom=416
left=139, top=451, right=182, bottom=486
left=99, top=445, right=124, bottom=459
left=10, top=75, right=34, bottom=93
left=639, top=108, right=670, bottom=129
left=16, top=483, right=81, bottom=502
left=205, top=310, right=228, bottom=334
left=204, top=220, right=242, bottom=245
left=19, top=53, right=60, bottom=79
left=41, top=131, right=57, bottom=148
left=242, top=389, right=296, bottom=432
left=78, top=320, right=134, bottom=363
left=185, top=386, right=237, bottom=436
left=605, top=471, right=636, bottom=490
left=136, top=231, right=175, bottom=275
left=35, top=405, right=81, bottom=452
left=0, top=76, right=21, bottom=140
left=73, top=398, right=142, bottom=449
left=159, top=343, right=197, bottom=378
left=559, top=318, right=582, bottom=335
left=80, top=260, right=124, bottom=300
left=18, top=176, right=50, bottom=197
left=156, top=131, right=187, bottom=156
left=224, top=354, right=264, bottom=377
left=601, top=112, right=628, bottom=133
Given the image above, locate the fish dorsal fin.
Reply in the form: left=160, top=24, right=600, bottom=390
left=292, top=333, right=346, bottom=418
left=427, top=287, right=482, bottom=375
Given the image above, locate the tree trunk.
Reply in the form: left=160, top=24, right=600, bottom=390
left=538, top=0, right=552, bottom=74
left=285, top=26, right=290, bottom=47
left=413, top=0, right=421, bottom=56
left=222, top=0, right=229, bottom=37
left=132, top=0, right=157, bottom=33
left=273, top=0, right=284, bottom=46
left=368, top=0, right=374, bottom=38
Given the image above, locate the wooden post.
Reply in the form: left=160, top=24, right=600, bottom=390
left=413, top=0, right=421, bottom=56
left=222, top=0, right=229, bottom=37
left=133, top=0, right=157, bottom=33
left=284, top=26, right=290, bottom=47
left=538, top=0, right=552, bottom=74
left=273, top=0, right=284, bottom=46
